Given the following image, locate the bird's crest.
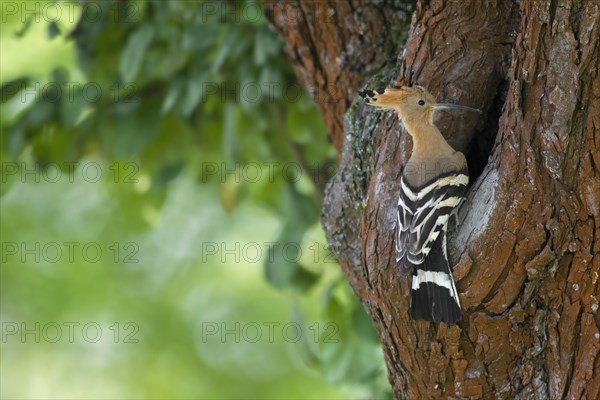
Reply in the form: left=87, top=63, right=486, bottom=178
left=358, top=85, right=436, bottom=109
left=358, top=85, right=480, bottom=123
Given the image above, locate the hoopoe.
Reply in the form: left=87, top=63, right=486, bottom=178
left=358, top=85, right=480, bottom=324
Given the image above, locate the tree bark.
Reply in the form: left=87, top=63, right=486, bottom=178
left=268, top=1, right=600, bottom=398
left=265, top=0, right=414, bottom=150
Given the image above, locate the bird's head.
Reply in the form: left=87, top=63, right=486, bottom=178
left=358, top=85, right=480, bottom=124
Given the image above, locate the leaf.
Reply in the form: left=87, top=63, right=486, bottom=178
left=1, top=78, right=30, bottom=103
left=0, top=80, right=35, bottom=128
left=99, top=100, right=161, bottom=158
left=222, top=101, right=238, bottom=164
left=253, top=29, right=268, bottom=65
left=288, top=305, right=320, bottom=368
left=14, top=15, right=33, bottom=38
left=161, top=80, right=183, bottom=115
left=320, top=340, right=353, bottom=383
left=212, top=28, right=240, bottom=74
left=119, top=25, right=155, bottom=83
left=281, top=182, right=319, bottom=226
left=351, top=302, right=379, bottom=343
left=264, top=223, right=304, bottom=288
left=219, top=174, right=241, bottom=213
left=48, top=22, right=60, bottom=39
left=238, top=67, right=261, bottom=112
left=181, top=72, right=208, bottom=116
left=153, top=161, right=184, bottom=188
left=258, top=66, right=283, bottom=99
left=290, top=265, right=321, bottom=292
left=60, top=85, right=89, bottom=129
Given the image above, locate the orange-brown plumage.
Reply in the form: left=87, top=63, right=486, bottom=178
left=359, top=85, right=479, bottom=186
left=358, top=85, right=481, bottom=323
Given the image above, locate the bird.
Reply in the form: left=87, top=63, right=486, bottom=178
left=358, top=85, right=480, bottom=324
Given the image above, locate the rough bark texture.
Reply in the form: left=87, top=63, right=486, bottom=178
left=268, top=0, right=600, bottom=398
left=265, top=0, right=414, bottom=150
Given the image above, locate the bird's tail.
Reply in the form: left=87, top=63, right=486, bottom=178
left=409, top=233, right=461, bottom=324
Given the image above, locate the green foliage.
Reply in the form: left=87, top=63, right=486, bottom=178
left=1, top=0, right=389, bottom=398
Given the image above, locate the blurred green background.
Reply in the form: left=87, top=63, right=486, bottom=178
left=1, top=1, right=389, bottom=398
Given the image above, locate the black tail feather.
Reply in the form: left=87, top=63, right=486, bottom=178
left=408, top=235, right=461, bottom=324
left=410, top=282, right=461, bottom=324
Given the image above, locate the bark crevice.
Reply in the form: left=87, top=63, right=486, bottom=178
left=268, top=0, right=600, bottom=398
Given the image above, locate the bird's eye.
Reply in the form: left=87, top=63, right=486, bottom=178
left=418, top=100, right=425, bottom=106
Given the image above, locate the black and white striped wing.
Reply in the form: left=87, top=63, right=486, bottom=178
left=395, top=171, right=468, bottom=323
left=396, top=172, right=467, bottom=271
left=396, top=172, right=468, bottom=270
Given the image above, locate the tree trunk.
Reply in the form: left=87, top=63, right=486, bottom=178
left=267, top=1, right=600, bottom=398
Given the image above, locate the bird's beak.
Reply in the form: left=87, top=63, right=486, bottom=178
left=434, top=103, right=482, bottom=113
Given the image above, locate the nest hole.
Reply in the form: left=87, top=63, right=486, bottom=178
left=465, top=78, right=509, bottom=183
